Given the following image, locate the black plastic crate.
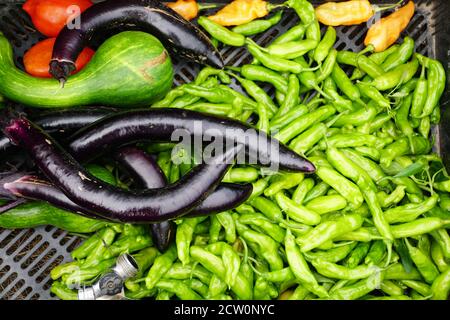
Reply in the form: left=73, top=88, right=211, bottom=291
left=0, top=0, right=448, bottom=300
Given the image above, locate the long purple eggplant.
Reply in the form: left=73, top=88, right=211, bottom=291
left=114, top=146, right=174, bottom=252
left=113, top=146, right=252, bottom=215
left=2, top=116, right=242, bottom=223
left=0, top=108, right=114, bottom=153
left=68, top=109, right=316, bottom=173
left=50, top=0, right=223, bottom=83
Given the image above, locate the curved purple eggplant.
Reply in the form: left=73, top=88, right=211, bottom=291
left=50, top=0, right=223, bottom=83
left=3, top=116, right=242, bottom=223
left=68, top=109, right=316, bottom=173
left=114, top=146, right=174, bottom=252
left=0, top=108, right=114, bottom=153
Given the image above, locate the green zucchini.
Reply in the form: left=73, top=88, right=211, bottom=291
left=0, top=164, right=118, bottom=233
left=0, top=31, right=173, bottom=108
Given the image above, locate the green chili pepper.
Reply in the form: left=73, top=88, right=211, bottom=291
left=304, top=242, right=356, bottom=263
left=272, top=23, right=306, bottom=45
left=305, top=195, right=347, bottom=215
left=156, top=279, right=202, bottom=300
left=295, top=57, right=331, bottom=99
left=331, top=63, right=364, bottom=105
left=232, top=10, right=283, bottom=36
left=222, top=167, right=259, bottom=183
left=239, top=213, right=286, bottom=243
left=409, top=64, right=428, bottom=118
left=287, top=0, right=315, bottom=25
left=274, top=105, right=336, bottom=143
left=332, top=103, right=378, bottom=127
left=341, top=149, right=387, bottom=186
left=312, top=259, right=380, bottom=280
left=431, top=106, right=441, bottom=124
left=384, top=194, right=439, bottom=224
left=269, top=104, right=309, bottom=132
left=309, top=158, right=363, bottom=208
left=305, top=19, right=321, bottom=50
left=250, top=196, right=284, bottom=222
left=82, top=227, right=116, bottom=268
left=262, top=267, right=295, bottom=283
left=384, top=263, right=422, bottom=280
left=380, top=136, right=431, bottom=167
left=265, top=172, right=305, bottom=197
left=296, top=214, right=364, bottom=252
left=314, top=26, right=336, bottom=64
left=416, top=54, right=446, bottom=117
left=198, top=16, right=245, bottom=46
left=216, top=212, right=236, bottom=244
left=240, top=228, right=284, bottom=271
left=329, top=273, right=383, bottom=300
left=275, top=191, right=321, bottom=225
left=336, top=228, right=383, bottom=242
left=401, top=280, right=431, bottom=297
left=247, top=41, right=307, bottom=74
left=231, top=74, right=278, bottom=116
left=369, top=58, right=419, bottom=91
left=51, top=282, right=78, bottom=300
left=257, top=103, right=270, bottom=133
left=145, top=245, right=177, bottom=289
left=209, top=215, right=222, bottom=244
left=365, top=240, right=387, bottom=266
left=176, top=217, right=207, bottom=265
left=163, top=262, right=212, bottom=284
left=153, top=85, right=185, bottom=108
left=345, top=242, right=371, bottom=269
left=265, top=39, right=319, bottom=59
left=377, top=186, right=406, bottom=208
left=356, top=82, right=390, bottom=109
left=326, top=148, right=394, bottom=241
left=433, top=227, right=450, bottom=259
left=318, top=133, right=392, bottom=150
left=323, top=77, right=355, bottom=112
left=190, top=246, right=253, bottom=299
left=405, top=239, right=440, bottom=284
left=351, top=44, right=400, bottom=80
left=381, top=37, right=415, bottom=71
left=274, top=74, right=300, bottom=118
left=430, top=241, right=449, bottom=273
left=315, top=48, right=337, bottom=83
left=290, top=123, right=328, bottom=155
left=240, top=64, right=288, bottom=93
left=431, top=268, right=450, bottom=300
left=206, top=242, right=241, bottom=288
left=285, top=229, right=329, bottom=298
left=292, top=178, right=315, bottom=204
left=195, top=67, right=230, bottom=85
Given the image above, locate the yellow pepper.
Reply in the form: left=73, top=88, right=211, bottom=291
left=365, top=1, right=415, bottom=52
left=315, top=0, right=374, bottom=26
left=315, top=0, right=403, bottom=27
left=207, top=0, right=269, bottom=26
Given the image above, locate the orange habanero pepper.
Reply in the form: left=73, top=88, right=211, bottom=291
left=207, top=0, right=269, bottom=26
left=165, top=0, right=217, bottom=21
left=364, top=1, right=415, bottom=52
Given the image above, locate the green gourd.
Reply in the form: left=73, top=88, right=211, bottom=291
left=0, top=31, right=174, bottom=108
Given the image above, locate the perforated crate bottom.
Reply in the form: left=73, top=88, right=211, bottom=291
left=0, top=0, right=442, bottom=299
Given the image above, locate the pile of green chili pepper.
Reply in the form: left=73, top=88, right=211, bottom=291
left=50, top=0, right=449, bottom=300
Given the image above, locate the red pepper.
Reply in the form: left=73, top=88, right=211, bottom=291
left=24, top=38, right=94, bottom=78
left=23, top=0, right=93, bottom=37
